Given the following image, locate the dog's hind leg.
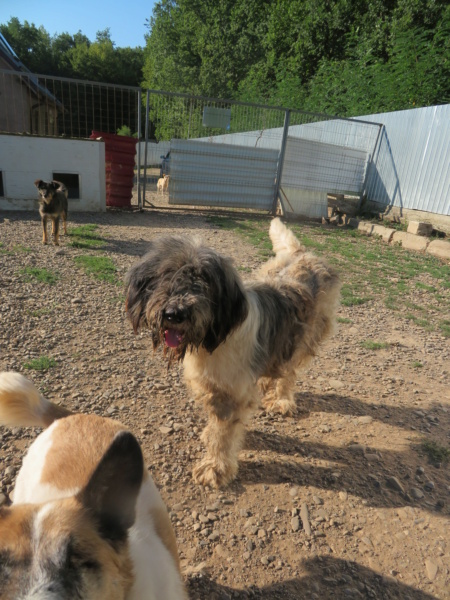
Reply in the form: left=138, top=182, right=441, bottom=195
left=42, top=216, right=49, bottom=244
left=52, top=218, right=60, bottom=245
left=260, top=370, right=297, bottom=416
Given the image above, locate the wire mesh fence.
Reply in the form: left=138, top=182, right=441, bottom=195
left=0, top=69, right=382, bottom=215
left=0, top=69, right=140, bottom=138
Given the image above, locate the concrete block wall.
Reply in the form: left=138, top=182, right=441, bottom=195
left=0, top=135, right=106, bottom=212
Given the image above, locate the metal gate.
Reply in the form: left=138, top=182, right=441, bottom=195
left=168, top=139, right=279, bottom=210
left=140, top=89, right=382, bottom=215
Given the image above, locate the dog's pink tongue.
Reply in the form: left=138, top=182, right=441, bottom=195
left=164, top=329, right=183, bottom=348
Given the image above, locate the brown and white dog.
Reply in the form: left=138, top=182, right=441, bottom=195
left=125, top=218, right=340, bottom=488
left=0, top=372, right=186, bottom=600
left=157, top=175, right=170, bottom=195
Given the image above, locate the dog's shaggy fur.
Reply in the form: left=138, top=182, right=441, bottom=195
left=125, top=218, right=340, bottom=488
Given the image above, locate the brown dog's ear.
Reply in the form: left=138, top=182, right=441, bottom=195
left=77, top=431, right=144, bottom=543
left=34, top=179, right=44, bottom=188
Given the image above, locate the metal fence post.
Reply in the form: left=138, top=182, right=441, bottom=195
left=142, top=90, right=150, bottom=207
left=357, top=123, right=384, bottom=212
left=272, top=109, right=290, bottom=215
left=136, top=89, right=142, bottom=210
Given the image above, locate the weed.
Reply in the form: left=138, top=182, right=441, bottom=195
left=337, top=317, right=352, bottom=324
left=421, top=439, right=450, bottom=464
left=20, top=267, right=59, bottom=285
left=360, top=340, right=389, bottom=350
left=440, top=320, right=450, bottom=338
left=412, top=361, right=423, bottom=368
left=24, top=356, right=57, bottom=371
left=74, top=255, right=118, bottom=284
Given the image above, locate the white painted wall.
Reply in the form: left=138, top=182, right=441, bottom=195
left=0, top=135, right=106, bottom=212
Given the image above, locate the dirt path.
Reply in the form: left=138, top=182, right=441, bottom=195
left=0, top=207, right=448, bottom=600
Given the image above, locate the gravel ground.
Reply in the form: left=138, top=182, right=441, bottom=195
left=0, top=203, right=449, bottom=600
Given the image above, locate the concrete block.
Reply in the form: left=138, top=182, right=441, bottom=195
left=372, top=224, right=395, bottom=243
left=357, top=221, right=374, bottom=235
left=348, top=218, right=360, bottom=229
left=407, top=221, right=433, bottom=236
left=392, top=231, right=429, bottom=252
left=426, top=240, right=450, bottom=261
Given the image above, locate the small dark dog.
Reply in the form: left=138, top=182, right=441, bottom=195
left=34, top=179, right=68, bottom=245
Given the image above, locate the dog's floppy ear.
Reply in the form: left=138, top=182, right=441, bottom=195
left=34, top=179, right=44, bottom=189
left=125, top=247, right=159, bottom=333
left=202, top=253, right=248, bottom=353
left=77, top=431, right=143, bottom=543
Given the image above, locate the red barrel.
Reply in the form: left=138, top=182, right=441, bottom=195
left=90, top=131, right=137, bottom=208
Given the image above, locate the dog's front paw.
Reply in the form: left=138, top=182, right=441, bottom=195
left=192, top=458, right=237, bottom=488
left=262, top=398, right=297, bottom=416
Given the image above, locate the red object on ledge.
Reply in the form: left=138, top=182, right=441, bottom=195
left=90, top=131, right=137, bottom=207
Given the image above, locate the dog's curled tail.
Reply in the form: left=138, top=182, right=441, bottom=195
left=0, top=371, right=71, bottom=429
left=269, top=217, right=304, bottom=255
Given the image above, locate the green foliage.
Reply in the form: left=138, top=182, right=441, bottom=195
left=0, top=19, right=144, bottom=86
left=24, top=356, right=57, bottom=371
left=142, top=0, right=449, bottom=115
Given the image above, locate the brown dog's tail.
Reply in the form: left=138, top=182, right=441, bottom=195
left=0, top=371, right=71, bottom=429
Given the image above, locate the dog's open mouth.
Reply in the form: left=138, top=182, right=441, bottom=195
left=164, top=328, right=184, bottom=348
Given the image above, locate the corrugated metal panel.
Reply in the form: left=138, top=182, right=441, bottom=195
left=281, top=188, right=328, bottom=219
left=168, top=139, right=278, bottom=210
left=282, top=136, right=368, bottom=194
left=359, top=105, right=450, bottom=216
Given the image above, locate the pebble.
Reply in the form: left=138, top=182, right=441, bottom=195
left=425, top=558, right=438, bottom=580
left=410, top=487, right=424, bottom=500
left=386, top=476, right=404, bottom=493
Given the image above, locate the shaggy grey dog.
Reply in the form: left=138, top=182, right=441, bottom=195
left=125, top=218, right=340, bottom=488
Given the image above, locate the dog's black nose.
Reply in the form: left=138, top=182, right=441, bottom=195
left=163, top=308, right=187, bottom=324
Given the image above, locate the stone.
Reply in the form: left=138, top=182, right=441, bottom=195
left=410, top=487, right=424, bottom=499
left=407, top=221, right=433, bottom=236
left=386, top=476, right=404, bottom=493
left=392, top=231, right=429, bottom=252
left=291, top=516, right=300, bottom=532
left=372, top=224, right=395, bottom=243
left=427, top=239, right=450, bottom=260
left=425, top=558, right=438, bottom=580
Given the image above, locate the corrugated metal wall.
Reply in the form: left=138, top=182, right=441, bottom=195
left=282, top=136, right=368, bottom=194
left=168, top=139, right=279, bottom=210
left=357, top=105, right=450, bottom=215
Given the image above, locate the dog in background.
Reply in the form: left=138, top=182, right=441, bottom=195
left=34, top=179, right=68, bottom=245
left=0, top=371, right=187, bottom=600
left=157, top=174, right=170, bottom=195
left=125, top=218, right=340, bottom=488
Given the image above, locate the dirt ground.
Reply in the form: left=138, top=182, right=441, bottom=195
left=0, top=196, right=449, bottom=599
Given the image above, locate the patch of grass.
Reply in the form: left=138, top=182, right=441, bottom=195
left=439, top=320, right=450, bottom=338
left=341, top=284, right=372, bottom=307
left=421, top=439, right=450, bottom=465
left=205, top=217, right=449, bottom=336
left=12, top=244, right=33, bottom=253
left=27, top=304, right=60, bottom=317
left=337, top=317, right=352, bottom=324
left=69, top=224, right=105, bottom=249
left=360, top=340, right=390, bottom=350
left=20, top=267, right=59, bottom=285
left=412, top=361, right=423, bottom=368
left=23, top=356, right=57, bottom=371
left=74, top=255, right=118, bottom=284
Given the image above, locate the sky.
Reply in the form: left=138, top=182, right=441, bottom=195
left=0, top=0, right=156, bottom=48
